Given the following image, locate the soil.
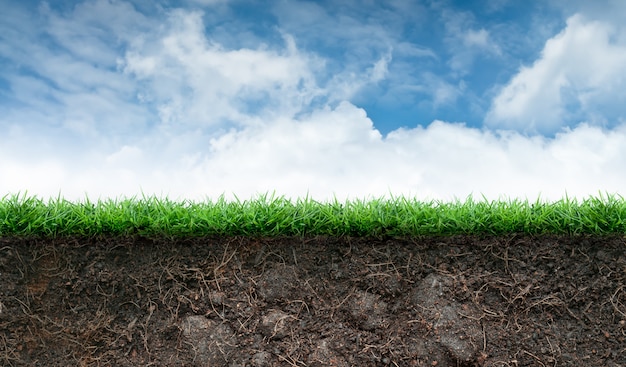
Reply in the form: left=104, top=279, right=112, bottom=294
left=0, top=234, right=624, bottom=367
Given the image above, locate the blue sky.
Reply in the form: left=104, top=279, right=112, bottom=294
left=1, top=0, right=626, bottom=202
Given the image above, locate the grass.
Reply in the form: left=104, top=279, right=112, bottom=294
left=0, top=192, right=625, bottom=238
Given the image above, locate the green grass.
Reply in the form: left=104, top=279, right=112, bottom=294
left=0, top=192, right=625, bottom=237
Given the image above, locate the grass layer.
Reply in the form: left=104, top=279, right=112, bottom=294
left=1, top=193, right=625, bottom=237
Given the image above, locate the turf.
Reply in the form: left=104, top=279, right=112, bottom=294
left=1, top=192, right=624, bottom=237
left=2, top=193, right=625, bottom=366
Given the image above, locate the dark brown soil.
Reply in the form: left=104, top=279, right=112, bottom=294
left=0, top=234, right=624, bottom=366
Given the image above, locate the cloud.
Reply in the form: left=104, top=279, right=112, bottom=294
left=437, top=6, right=502, bottom=75
left=186, top=0, right=227, bottom=5
left=2, top=1, right=626, bottom=205
left=271, top=0, right=459, bottom=112
left=486, top=14, right=626, bottom=134
left=0, top=0, right=154, bottom=155
left=3, top=98, right=626, bottom=202
left=483, top=0, right=512, bottom=13
left=463, top=28, right=488, bottom=48
left=120, top=8, right=328, bottom=133
left=368, top=51, right=392, bottom=83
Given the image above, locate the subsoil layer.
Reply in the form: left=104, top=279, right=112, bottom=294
left=0, top=234, right=624, bottom=366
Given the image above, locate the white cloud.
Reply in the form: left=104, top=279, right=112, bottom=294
left=271, top=0, right=457, bottom=111
left=0, top=0, right=154, bottom=154
left=427, top=74, right=465, bottom=108
left=368, top=51, right=392, bottom=83
left=462, top=28, right=500, bottom=55
left=121, top=9, right=323, bottom=131
left=3, top=99, right=626, bottom=202
left=437, top=7, right=502, bottom=75
left=486, top=14, right=626, bottom=134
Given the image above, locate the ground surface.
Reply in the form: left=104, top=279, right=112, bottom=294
left=0, top=234, right=624, bottom=366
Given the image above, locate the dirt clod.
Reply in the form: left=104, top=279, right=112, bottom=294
left=259, top=310, right=294, bottom=339
left=348, top=290, right=388, bottom=331
left=412, top=273, right=482, bottom=363
left=180, top=316, right=237, bottom=367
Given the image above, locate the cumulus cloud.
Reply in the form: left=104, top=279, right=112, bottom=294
left=3, top=98, right=626, bottom=202
left=486, top=14, right=626, bottom=134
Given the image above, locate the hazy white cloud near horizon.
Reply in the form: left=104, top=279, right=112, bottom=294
left=1, top=0, right=626, bottom=203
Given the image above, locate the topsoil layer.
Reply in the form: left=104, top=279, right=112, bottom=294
left=0, top=234, right=624, bottom=366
